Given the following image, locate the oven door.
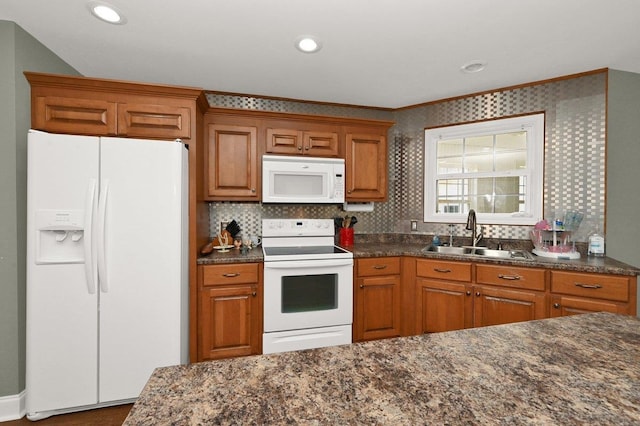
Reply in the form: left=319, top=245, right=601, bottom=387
left=263, top=258, right=353, bottom=332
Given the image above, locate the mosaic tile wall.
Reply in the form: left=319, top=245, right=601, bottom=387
left=206, top=72, right=607, bottom=242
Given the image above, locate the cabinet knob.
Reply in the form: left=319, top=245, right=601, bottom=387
left=297, top=146, right=302, bottom=151
left=466, top=291, right=471, bottom=296
left=475, top=292, right=481, bottom=297
left=252, top=291, right=257, bottom=297
left=553, top=303, right=560, bottom=309
left=251, top=188, right=256, bottom=193
left=359, top=284, right=364, bottom=289
left=305, top=146, right=310, bottom=150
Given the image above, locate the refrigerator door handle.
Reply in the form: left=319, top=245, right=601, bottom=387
left=97, top=180, right=109, bottom=293
left=84, top=179, right=97, bottom=294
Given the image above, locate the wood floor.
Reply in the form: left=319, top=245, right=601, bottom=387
left=4, top=404, right=132, bottom=426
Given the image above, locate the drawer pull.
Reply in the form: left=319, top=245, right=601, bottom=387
left=223, top=273, right=240, bottom=278
left=575, top=282, right=603, bottom=289
left=498, top=274, right=521, bottom=281
left=433, top=268, right=452, bottom=273
left=373, top=265, right=388, bottom=270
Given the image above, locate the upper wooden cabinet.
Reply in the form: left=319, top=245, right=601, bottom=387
left=204, top=108, right=394, bottom=202
left=25, top=72, right=204, bottom=140
left=265, top=127, right=339, bottom=157
left=204, top=117, right=260, bottom=201
left=345, top=128, right=389, bottom=201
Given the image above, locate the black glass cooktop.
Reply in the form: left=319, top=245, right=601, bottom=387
left=263, top=245, right=350, bottom=256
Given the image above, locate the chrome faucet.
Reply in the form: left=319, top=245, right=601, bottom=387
left=466, top=209, right=484, bottom=247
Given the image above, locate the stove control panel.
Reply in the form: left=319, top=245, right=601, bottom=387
left=262, top=219, right=333, bottom=237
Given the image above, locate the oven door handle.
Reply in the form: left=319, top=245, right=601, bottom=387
left=264, top=259, right=353, bottom=269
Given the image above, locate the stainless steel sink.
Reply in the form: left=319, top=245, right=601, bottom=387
left=424, top=246, right=534, bottom=260
left=474, top=249, right=535, bottom=260
left=424, top=246, right=474, bottom=255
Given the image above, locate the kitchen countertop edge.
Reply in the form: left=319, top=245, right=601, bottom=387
left=197, top=242, right=640, bottom=276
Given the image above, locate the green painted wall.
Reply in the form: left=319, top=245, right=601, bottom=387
left=607, top=70, right=640, bottom=316
left=0, top=20, right=79, bottom=398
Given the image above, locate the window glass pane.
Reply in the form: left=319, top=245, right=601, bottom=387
left=464, top=152, right=493, bottom=173
left=465, top=135, right=493, bottom=154
left=436, top=178, right=466, bottom=213
left=495, top=131, right=526, bottom=151
left=437, top=139, right=463, bottom=173
left=495, top=151, right=527, bottom=172
left=437, top=157, right=463, bottom=174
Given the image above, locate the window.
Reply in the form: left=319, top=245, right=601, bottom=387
left=424, top=113, right=544, bottom=225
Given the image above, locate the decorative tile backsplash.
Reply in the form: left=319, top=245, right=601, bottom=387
left=206, top=71, right=606, bottom=242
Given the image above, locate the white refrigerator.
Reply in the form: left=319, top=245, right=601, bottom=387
left=26, top=130, right=188, bottom=420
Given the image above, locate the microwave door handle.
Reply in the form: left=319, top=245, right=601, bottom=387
left=329, top=171, right=335, bottom=200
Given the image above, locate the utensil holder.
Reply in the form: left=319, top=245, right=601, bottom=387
left=339, top=228, right=354, bottom=246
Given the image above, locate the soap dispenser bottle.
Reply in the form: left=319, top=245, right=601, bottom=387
left=588, top=227, right=605, bottom=257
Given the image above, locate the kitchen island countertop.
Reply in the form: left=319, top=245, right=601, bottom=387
left=125, top=312, right=640, bottom=425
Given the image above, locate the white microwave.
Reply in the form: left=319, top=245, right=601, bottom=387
left=262, top=155, right=345, bottom=203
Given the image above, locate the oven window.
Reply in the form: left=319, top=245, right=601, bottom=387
left=281, top=274, right=337, bottom=313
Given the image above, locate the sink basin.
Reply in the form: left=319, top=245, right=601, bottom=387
left=473, top=248, right=534, bottom=260
left=424, top=246, right=534, bottom=260
left=424, top=246, right=473, bottom=255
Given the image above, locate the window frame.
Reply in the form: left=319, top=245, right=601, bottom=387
left=424, top=113, right=544, bottom=225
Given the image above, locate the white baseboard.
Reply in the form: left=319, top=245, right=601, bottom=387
left=0, top=390, right=26, bottom=422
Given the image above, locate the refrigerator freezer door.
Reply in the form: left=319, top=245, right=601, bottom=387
left=98, top=137, right=187, bottom=402
left=26, top=131, right=100, bottom=414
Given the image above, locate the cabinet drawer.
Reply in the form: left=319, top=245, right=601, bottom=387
left=550, top=271, right=630, bottom=302
left=118, top=103, right=191, bottom=139
left=476, top=264, right=546, bottom=291
left=33, top=96, right=117, bottom=135
left=357, top=257, right=401, bottom=277
left=416, top=259, right=472, bottom=282
left=201, top=263, right=259, bottom=286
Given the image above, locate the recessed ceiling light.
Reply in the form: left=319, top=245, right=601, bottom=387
left=461, top=60, right=487, bottom=74
left=295, top=36, right=322, bottom=53
left=88, top=1, right=127, bottom=24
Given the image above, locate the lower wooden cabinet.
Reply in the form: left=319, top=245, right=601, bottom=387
left=549, top=270, right=636, bottom=316
left=417, top=280, right=472, bottom=333
left=415, top=259, right=547, bottom=333
left=354, top=257, right=401, bottom=341
left=473, top=264, right=547, bottom=326
left=473, top=285, right=547, bottom=327
left=415, top=259, right=473, bottom=333
left=198, top=263, right=262, bottom=361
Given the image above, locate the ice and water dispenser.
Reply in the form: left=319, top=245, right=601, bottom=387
left=35, top=209, right=86, bottom=264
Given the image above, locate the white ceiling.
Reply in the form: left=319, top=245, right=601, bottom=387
left=3, top=0, right=640, bottom=108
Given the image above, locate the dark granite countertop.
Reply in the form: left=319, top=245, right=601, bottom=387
left=125, top=312, right=640, bottom=425
left=197, top=237, right=639, bottom=276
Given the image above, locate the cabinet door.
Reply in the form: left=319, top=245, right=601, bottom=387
left=32, top=96, right=117, bottom=135
left=265, top=128, right=302, bottom=155
left=117, top=103, right=191, bottom=139
left=550, top=295, right=628, bottom=317
left=304, top=131, right=339, bottom=157
left=205, top=123, right=259, bottom=200
left=354, top=275, right=401, bottom=341
left=416, top=279, right=472, bottom=333
left=200, top=284, right=261, bottom=360
left=345, top=133, right=387, bottom=201
left=473, top=285, right=546, bottom=327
